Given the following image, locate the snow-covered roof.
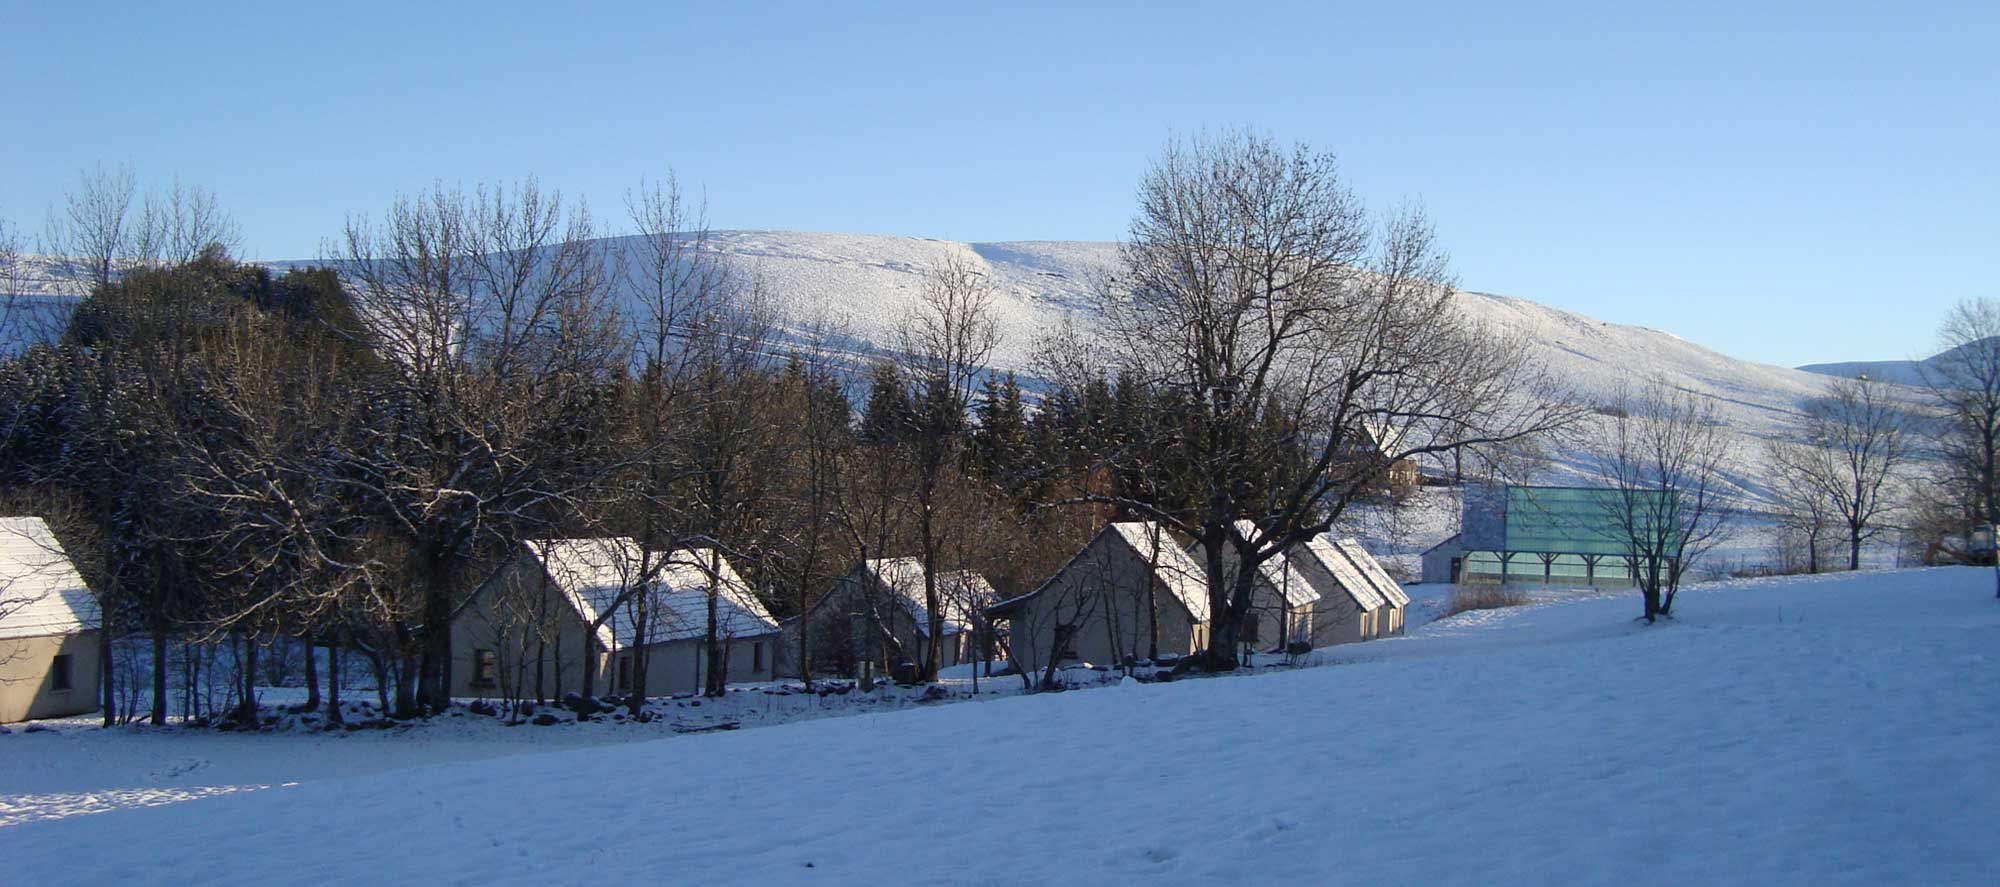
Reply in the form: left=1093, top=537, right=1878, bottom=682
left=1361, top=420, right=1405, bottom=457
left=526, top=539, right=778, bottom=650
left=1296, top=535, right=1387, bottom=612
left=1111, top=522, right=1211, bottom=622
left=1334, top=538, right=1411, bottom=608
left=1260, top=552, right=1320, bottom=607
left=1226, top=521, right=1319, bottom=607
left=1419, top=533, right=1463, bottom=558
left=0, top=517, right=99, bottom=640
left=864, top=557, right=990, bottom=636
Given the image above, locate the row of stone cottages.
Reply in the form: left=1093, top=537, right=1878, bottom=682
left=451, top=518, right=1407, bottom=701
left=0, top=512, right=1407, bottom=721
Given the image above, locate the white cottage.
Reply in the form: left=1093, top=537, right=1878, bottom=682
left=0, top=517, right=101, bottom=723
left=1333, top=537, right=1409, bottom=636
left=986, top=522, right=1211, bottom=680
left=1287, top=535, right=1388, bottom=646
left=452, top=539, right=780, bottom=701
left=1283, top=536, right=1407, bottom=645
left=777, top=557, right=995, bottom=680
left=1419, top=533, right=1465, bottom=585
left=1205, top=520, right=1321, bottom=653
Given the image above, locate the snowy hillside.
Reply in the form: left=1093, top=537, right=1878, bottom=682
left=1796, top=339, right=1993, bottom=388
left=1798, top=357, right=1928, bottom=386
left=647, top=232, right=1911, bottom=503
left=5, top=231, right=1918, bottom=502
left=676, top=233, right=1853, bottom=427
left=3, top=567, right=1994, bottom=885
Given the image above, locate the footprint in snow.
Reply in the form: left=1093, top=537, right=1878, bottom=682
left=154, top=758, right=208, bottom=780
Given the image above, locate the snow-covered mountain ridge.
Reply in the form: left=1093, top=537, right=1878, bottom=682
left=7, top=230, right=1901, bottom=495
left=654, top=231, right=1849, bottom=427
left=676, top=232, right=1868, bottom=478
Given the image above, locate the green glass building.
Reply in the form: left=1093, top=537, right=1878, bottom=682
left=1421, top=485, right=1680, bottom=587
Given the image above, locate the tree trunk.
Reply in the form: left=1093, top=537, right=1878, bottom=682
left=394, top=652, right=419, bottom=719
left=1146, top=579, right=1160, bottom=664
left=1038, top=628, right=1066, bottom=692
left=704, top=583, right=726, bottom=698
left=100, top=621, right=116, bottom=728
left=1661, top=561, right=1683, bottom=616
left=798, top=618, right=813, bottom=692
left=626, top=641, right=649, bottom=718
left=301, top=639, right=321, bottom=713
left=1849, top=530, right=1862, bottom=571
left=416, top=557, right=455, bottom=714
left=1807, top=521, right=1820, bottom=574
left=325, top=642, right=343, bottom=727
left=366, top=650, right=390, bottom=715
left=417, top=620, right=450, bottom=714
left=577, top=642, right=597, bottom=721
left=234, top=637, right=259, bottom=726
left=919, top=510, right=942, bottom=682
left=150, top=627, right=168, bottom=726
left=1641, top=559, right=1663, bottom=622
left=1195, top=536, right=1254, bottom=671
left=181, top=641, right=196, bottom=721
left=534, top=637, right=546, bottom=704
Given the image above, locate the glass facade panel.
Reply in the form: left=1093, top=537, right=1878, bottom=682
left=1503, top=487, right=1680, bottom=557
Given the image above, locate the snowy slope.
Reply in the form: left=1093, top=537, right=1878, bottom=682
left=5, top=231, right=1917, bottom=498
left=1796, top=338, right=1996, bottom=388
left=646, top=233, right=1897, bottom=497
left=1797, top=357, right=1929, bottom=386
left=677, top=232, right=1854, bottom=426
left=2, top=567, right=1994, bottom=885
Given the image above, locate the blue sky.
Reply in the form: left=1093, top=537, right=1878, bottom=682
left=4, top=1, right=1992, bottom=367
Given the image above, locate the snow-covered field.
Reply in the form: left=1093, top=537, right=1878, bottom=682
left=3, top=567, right=1993, bottom=885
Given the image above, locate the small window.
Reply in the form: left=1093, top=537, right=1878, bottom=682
left=472, top=649, right=497, bottom=688
left=50, top=654, right=73, bottom=693
left=752, top=641, right=764, bottom=671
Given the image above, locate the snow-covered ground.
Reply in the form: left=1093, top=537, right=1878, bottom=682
left=3, top=567, right=1994, bottom=885
left=0, top=673, right=1081, bottom=828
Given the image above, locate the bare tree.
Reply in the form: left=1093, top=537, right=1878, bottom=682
left=44, top=164, right=140, bottom=294
left=1005, top=568, right=1103, bottom=693
left=896, top=254, right=1000, bottom=681
left=1771, top=377, right=1909, bottom=571
left=333, top=178, right=624, bottom=714
left=1595, top=379, right=1732, bottom=622
left=679, top=287, right=783, bottom=696
left=1765, top=438, right=1835, bottom=574
left=0, top=215, right=23, bottom=348
left=582, top=175, right=738, bottom=710
left=138, top=178, right=241, bottom=266
left=931, top=477, right=1016, bottom=689
left=766, top=318, right=858, bottom=691
left=1920, top=297, right=2000, bottom=597
left=1075, top=132, right=1582, bottom=668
